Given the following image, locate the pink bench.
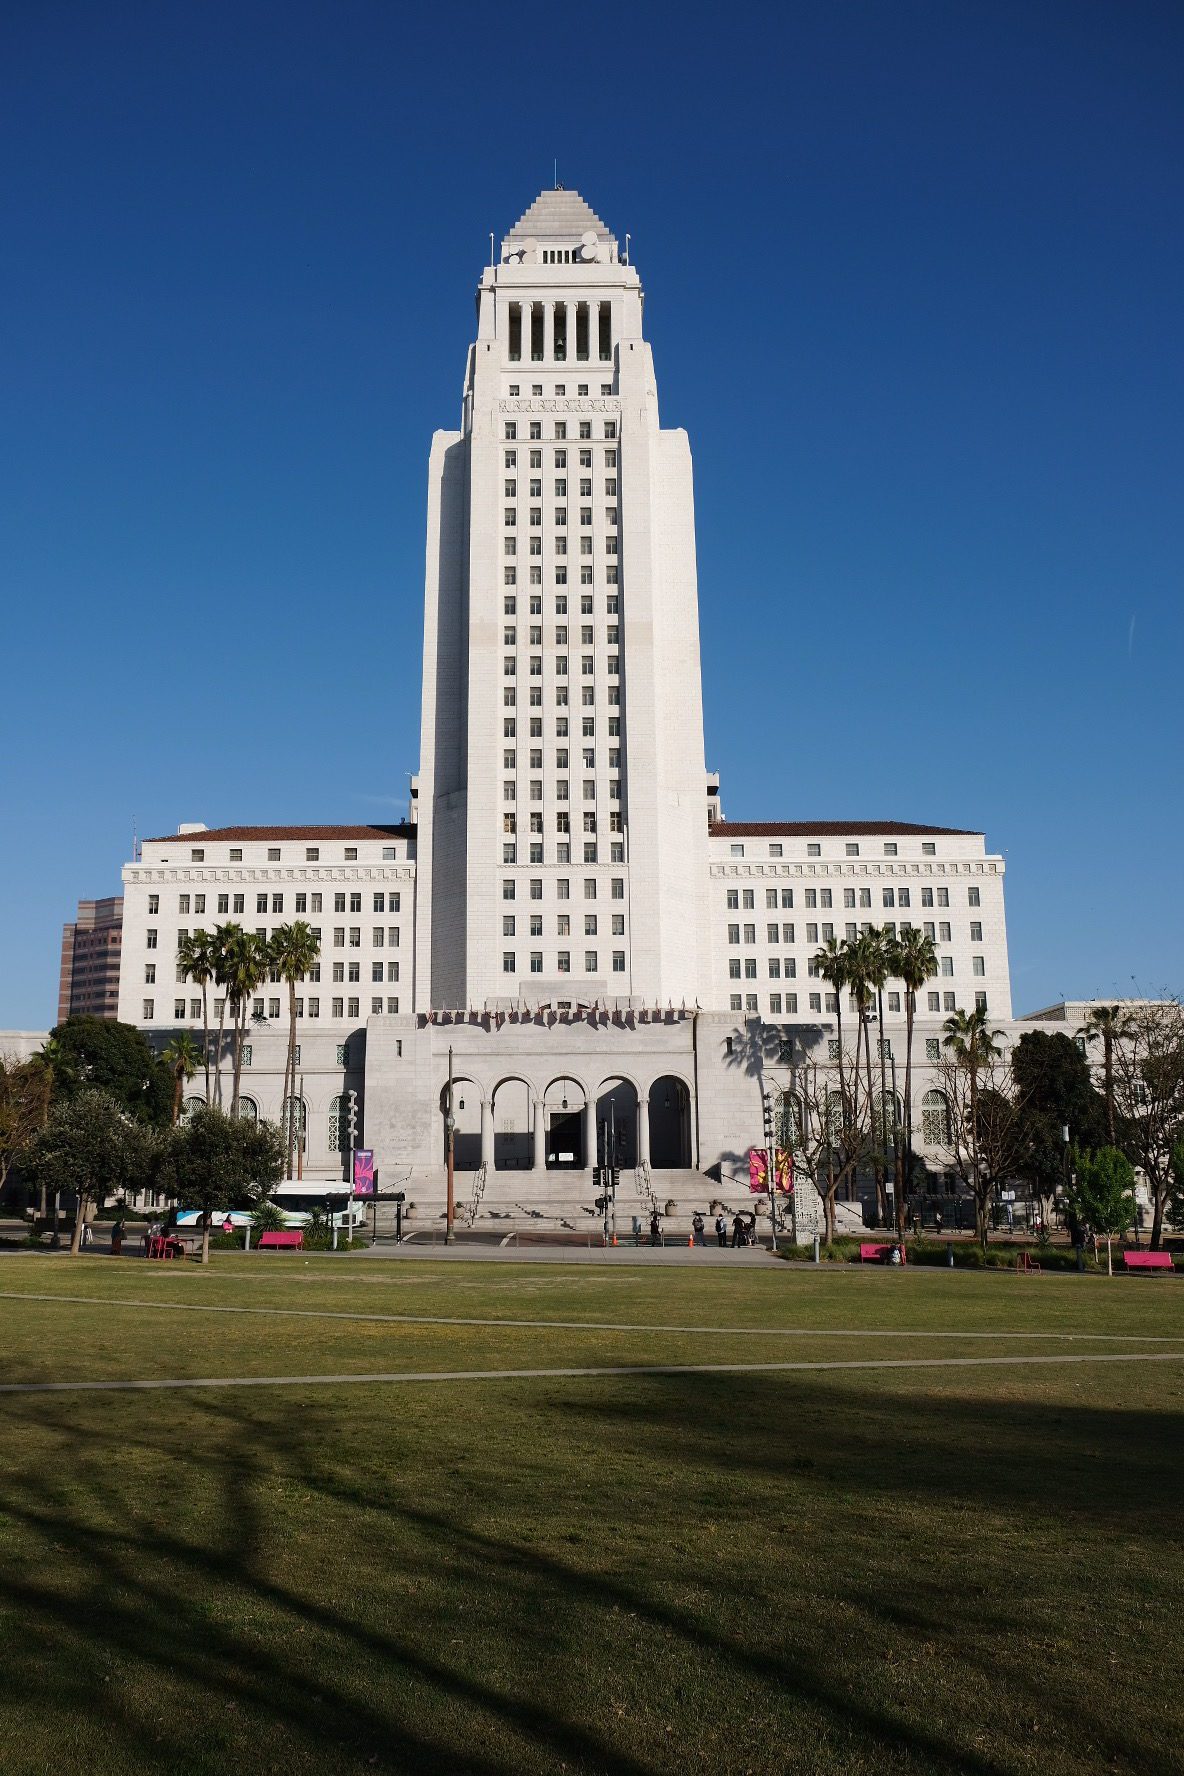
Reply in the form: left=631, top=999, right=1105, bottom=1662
left=859, top=1242, right=892, bottom=1263
left=1122, top=1250, right=1173, bottom=1272
left=258, top=1230, right=304, bottom=1250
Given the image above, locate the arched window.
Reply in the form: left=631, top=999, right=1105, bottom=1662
left=281, top=1097, right=307, bottom=1147
left=328, top=1095, right=347, bottom=1151
left=181, top=1096, right=205, bottom=1124
left=771, top=1087, right=802, bottom=1151
left=235, top=1096, right=258, bottom=1125
left=922, top=1090, right=952, bottom=1146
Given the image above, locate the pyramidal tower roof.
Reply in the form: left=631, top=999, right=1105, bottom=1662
left=505, top=187, right=616, bottom=246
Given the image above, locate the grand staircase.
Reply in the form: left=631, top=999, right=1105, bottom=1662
left=374, top=1166, right=825, bottom=1243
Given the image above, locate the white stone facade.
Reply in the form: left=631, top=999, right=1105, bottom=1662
left=108, top=188, right=1022, bottom=1222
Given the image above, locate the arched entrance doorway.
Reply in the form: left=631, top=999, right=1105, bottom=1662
left=648, top=1075, right=692, bottom=1169
left=543, top=1076, right=587, bottom=1169
left=595, top=1077, right=639, bottom=1169
left=439, top=1078, right=482, bottom=1170
left=491, top=1077, right=534, bottom=1170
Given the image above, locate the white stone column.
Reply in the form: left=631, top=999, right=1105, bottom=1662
left=637, top=1097, right=650, bottom=1167
left=532, top=1098, right=545, bottom=1171
left=479, top=1098, right=490, bottom=1169
left=543, top=301, right=553, bottom=364
left=581, top=1100, right=593, bottom=1169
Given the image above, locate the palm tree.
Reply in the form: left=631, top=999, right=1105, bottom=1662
left=209, top=922, right=241, bottom=1107
left=846, top=932, right=887, bottom=1225
left=811, top=937, right=850, bottom=1116
left=161, top=1032, right=202, bottom=1126
left=220, top=929, right=270, bottom=1116
left=1083, top=1004, right=1128, bottom=1145
left=176, top=929, right=216, bottom=1102
left=269, top=921, right=321, bottom=1176
left=888, top=926, right=938, bottom=1232
left=942, top=1005, right=1004, bottom=1246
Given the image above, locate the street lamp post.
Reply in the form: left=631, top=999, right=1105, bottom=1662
left=445, top=1045, right=456, bottom=1245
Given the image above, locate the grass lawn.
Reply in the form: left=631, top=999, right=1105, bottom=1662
left=0, top=1256, right=1180, bottom=1775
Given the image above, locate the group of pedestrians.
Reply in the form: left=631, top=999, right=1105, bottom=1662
left=648, top=1208, right=759, bottom=1247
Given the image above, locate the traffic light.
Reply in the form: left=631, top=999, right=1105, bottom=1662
left=592, top=1166, right=602, bottom=1190
left=610, top=1167, right=620, bottom=1193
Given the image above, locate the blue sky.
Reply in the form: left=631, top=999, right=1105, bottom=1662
left=2, top=0, right=1181, bottom=1027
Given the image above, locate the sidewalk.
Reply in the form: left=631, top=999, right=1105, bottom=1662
left=359, top=1238, right=785, bottom=1266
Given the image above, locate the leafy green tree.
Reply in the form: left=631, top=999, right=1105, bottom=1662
left=161, top=1032, right=202, bottom=1127
left=23, top=1090, right=151, bottom=1253
left=887, top=927, right=938, bottom=1235
left=268, top=921, right=321, bottom=1175
left=1067, top=1145, right=1136, bottom=1276
left=48, top=1017, right=171, bottom=1126
left=1111, top=1002, right=1184, bottom=1249
left=161, top=1106, right=285, bottom=1264
left=0, top=1055, right=52, bottom=1203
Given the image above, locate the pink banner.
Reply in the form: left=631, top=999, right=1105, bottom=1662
left=748, top=1148, right=794, bottom=1194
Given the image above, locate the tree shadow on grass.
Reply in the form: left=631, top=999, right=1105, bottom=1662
left=0, top=1372, right=1178, bottom=1774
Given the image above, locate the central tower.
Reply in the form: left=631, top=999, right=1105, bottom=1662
left=415, top=188, right=710, bottom=1011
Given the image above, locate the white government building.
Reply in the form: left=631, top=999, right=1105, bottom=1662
left=115, top=188, right=1018, bottom=1232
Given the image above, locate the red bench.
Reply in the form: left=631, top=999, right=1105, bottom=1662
left=859, top=1242, right=892, bottom=1263
left=1122, top=1250, right=1173, bottom=1272
left=258, top=1230, right=304, bottom=1251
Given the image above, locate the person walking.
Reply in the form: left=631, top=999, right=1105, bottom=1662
left=715, top=1213, right=727, bottom=1249
left=110, top=1218, right=124, bottom=1257
left=649, top=1208, right=662, bottom=1247
left=691, top=1211, right=705, bottom=1247
left=731, top=1213, right=745, bottom=1248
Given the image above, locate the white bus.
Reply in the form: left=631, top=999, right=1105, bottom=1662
left=174, top=1183, right=366, bottom=1232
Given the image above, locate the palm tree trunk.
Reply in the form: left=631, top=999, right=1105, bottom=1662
left=201, top=984, right=211, bottom=1103
left=285, top=978, right=298, bottom=1176
left=1104, top=1033, right=1115, bottom=1145
left=970, top=1068, right=987, bottom=1249
left=900, top=991, right=915, bottom=1238
left=214, top=998, right=228, bottom=1107
left=172, top=1070, right=182, bottom=1126
left=833, top=996, right=848, bottom=1120
left=876, top=985, right=890, bottom=1226
left=231, top=1000, right=244, bottom=1116
left=861, top=1012, right=885, bottom=1226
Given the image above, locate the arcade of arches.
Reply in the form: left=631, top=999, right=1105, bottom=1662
left=441, top=1072, right=693, bottom=1171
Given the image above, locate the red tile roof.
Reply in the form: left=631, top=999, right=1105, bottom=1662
left=143, top=824, right=414, bottom=845
left=709, top=820, right=980, bottom=838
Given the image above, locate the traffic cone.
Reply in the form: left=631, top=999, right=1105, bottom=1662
left=611, top=1234, right=618, bottom=1246
left=687, top=1234, right=694, bottom=1247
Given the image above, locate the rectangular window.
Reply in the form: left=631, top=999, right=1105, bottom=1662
left=972, top=956, right=985, bottom=976
left=969, top=886, right=981, bottom=907
left=928, top=992, right=941, bottom=1012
